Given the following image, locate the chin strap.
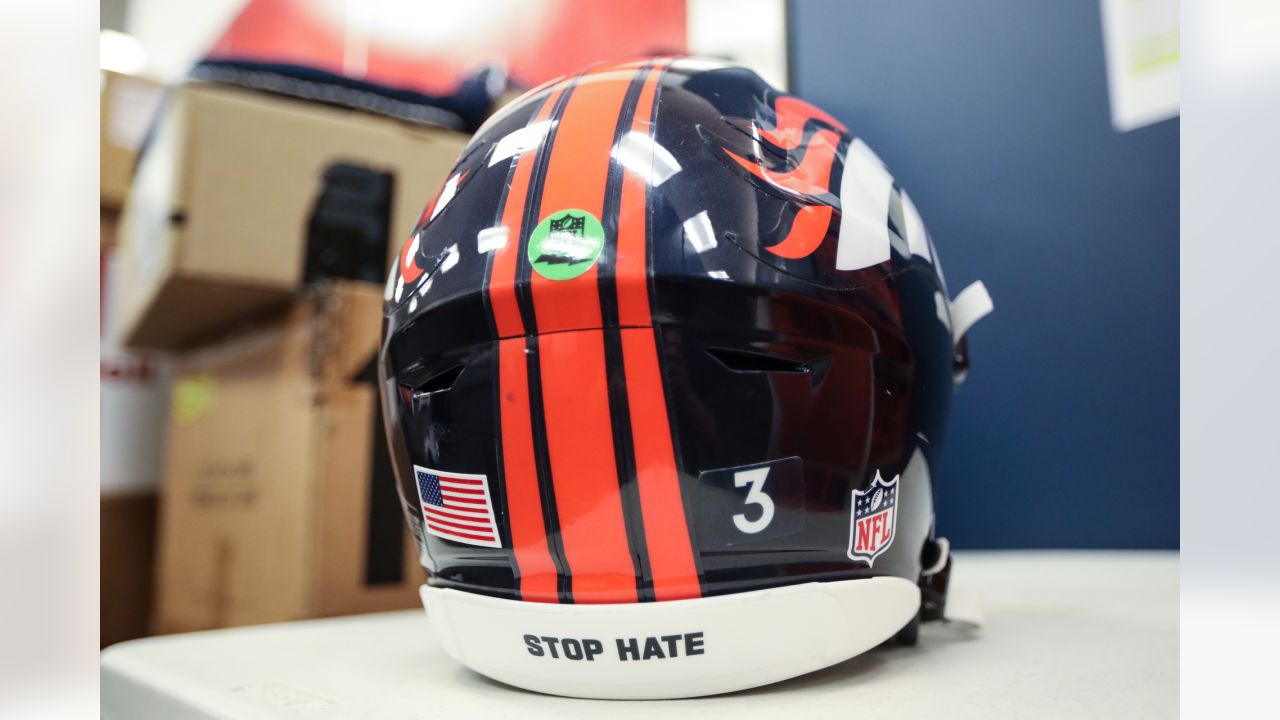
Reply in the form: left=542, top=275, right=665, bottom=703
left=919, top=537, right=983, bottom=629
left=922, top=283, right=993, bottom=628
left=949, top=280, right=994, bottom=386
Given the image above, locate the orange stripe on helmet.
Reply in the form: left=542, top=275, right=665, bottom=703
left=491, top=89, right=563, bottom=338
left=490, top=89, right=564, bottom=602
left=497, top=337, right=559, bottom=601
left=615, top=61, right=703, bottom=601
left=620, top=329, right=701, bottom=600
left=529, top=65, right=641, bottom=603
left=615, top=64, right=662, bottom=328
left=529, top=66, right=634, bottom=334
left=535, top=330, right=636, bottom=602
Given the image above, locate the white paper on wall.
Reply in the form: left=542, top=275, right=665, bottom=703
left=1101, top=0, right=1180, bottom=132
left=687, top=0, right=788, bottom=90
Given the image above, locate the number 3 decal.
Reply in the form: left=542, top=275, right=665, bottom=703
left=733, top=467, right=775, bottom=534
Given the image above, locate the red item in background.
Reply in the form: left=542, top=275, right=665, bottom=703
left=207, top=0, right=687, bottom=94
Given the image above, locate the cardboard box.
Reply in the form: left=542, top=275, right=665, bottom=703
left=101, top=246, right=172, bottom=646
left=102, top=207, right=121, bottom=249
left=152, top=282, right=422, bottom=633
left=102, top=493, right=159, bottom=647
left=113, top=82, right=468, bottom=350
left=101, top=70, right=164, bottom=210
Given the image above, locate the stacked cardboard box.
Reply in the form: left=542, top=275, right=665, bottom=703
left=101, top=70, right=168, bottom=647
left=101, top=70, right=164, bottom=217
left=105, top=79, right=468, bottom=637
left=110, top=81, right=467, bottom=350
left=100, top=291, right=170, bottom=647
left=153, top=282, right=422, bottom=632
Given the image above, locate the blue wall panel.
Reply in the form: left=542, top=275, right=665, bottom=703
left=789, top=1, right=1178, bottom=548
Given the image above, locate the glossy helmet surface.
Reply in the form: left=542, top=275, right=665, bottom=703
left=379, top=57, right=978, bottom=697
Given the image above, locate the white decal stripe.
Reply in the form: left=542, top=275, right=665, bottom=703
left=429, top=174, right=460, bottom=222
left=901, top=190, right=932, bottom=263
left=477, top=226, right=509, bottom=253
left=928, top=232, right=947, bottom=292
left=384, top=261, right=399, bottom=302
left=950, top=280, right=994, bottom=343
left=488, top=120, right=554, bottom=168
left=616, top=130, right=682, bottom=187
left=683, top=210, right=717, bottom=253
left=440, top=244, right=460, bottom=273
left=835, top=139, right=895, bottom=271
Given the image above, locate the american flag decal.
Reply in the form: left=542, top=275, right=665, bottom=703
left=414, top=465, right=501, bottom=548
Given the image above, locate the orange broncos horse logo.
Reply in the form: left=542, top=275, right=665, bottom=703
left=721, top=95, right=847, bottom=260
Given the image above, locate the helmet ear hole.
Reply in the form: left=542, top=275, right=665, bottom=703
left=706, top=347, right=810, bottom=374
left=407, top=364, right=465, bottom=397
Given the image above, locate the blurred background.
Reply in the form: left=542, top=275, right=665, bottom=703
left=95, top=0, right=1179, bottom=651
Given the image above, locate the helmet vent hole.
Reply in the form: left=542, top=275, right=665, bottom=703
left=411, top=364, right=465, bottom=397
left=707, top=347, right=810, bottom=374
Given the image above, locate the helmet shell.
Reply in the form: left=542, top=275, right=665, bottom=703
left=380, top=58, right=956, bottom=605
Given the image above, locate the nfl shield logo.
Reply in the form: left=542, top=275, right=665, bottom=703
left=847, top=471, right=901, bottom=566
left=548, top=213, right=586, bottom=236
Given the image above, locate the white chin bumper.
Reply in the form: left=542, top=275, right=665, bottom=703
left=421, top=577, right=920, bottom=699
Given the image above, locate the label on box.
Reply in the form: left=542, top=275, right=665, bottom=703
left=108, top=76, right=164, bottom=150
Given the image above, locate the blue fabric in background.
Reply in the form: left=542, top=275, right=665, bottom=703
left=788, top=1, right=1178, bottom=548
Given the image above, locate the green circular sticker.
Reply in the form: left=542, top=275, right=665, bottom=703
left=527, top=208, right=605, bottom=280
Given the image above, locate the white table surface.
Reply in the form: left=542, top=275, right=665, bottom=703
left=101, top=551, right=1178, bottom=719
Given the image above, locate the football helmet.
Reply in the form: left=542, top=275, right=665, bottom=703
left=379, top=57, right=991, bottom=698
